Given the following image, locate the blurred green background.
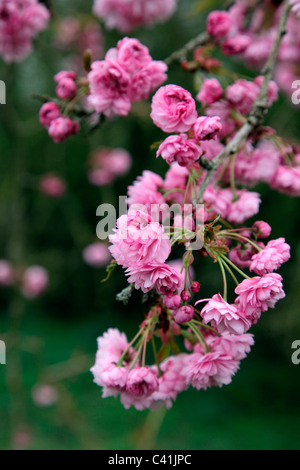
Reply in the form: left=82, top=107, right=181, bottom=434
left=0, top=0, right=299, bottom=450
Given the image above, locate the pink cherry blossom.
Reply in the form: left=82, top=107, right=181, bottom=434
left=151, top=85, right=198, bottom=133
left=197, top=294, right=251, bottom=335
left=39, top=102, right=61, bottom=129
left=48, top=117, right=79, bottom=143
left=250, top=238, right=291, bottom=275
left=93, top=0, right=177, bottom=33
left=126, top=367, right=159, bottom=397
left=126, top=263, right=184, bottom=295
left=235, top=274, right=286, bottom=324
left=196, top=78, right=223, bottom=106
left=252, top=221, right=272, bottom=239
left=193, top=116, right=222, bottom=141
left=183, top=351, right=240, bottom=390
left=109, top=210, right=171, bottom=269
left=173, top=305, right=194, bottom=324
left=157, top=134, right=202, bottom=167
left=207, top=11, right=232, bottom=39
left=88, top=59, right=131, bottom=117
left=39, top=174, right=67, bottom=198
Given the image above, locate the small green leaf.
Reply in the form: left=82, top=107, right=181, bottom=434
left=101, top=260, right=117, bottom=283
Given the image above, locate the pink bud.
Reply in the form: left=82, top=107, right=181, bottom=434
left=191, top=281, right=201, bottom=293
left=181, top=289, right=191, bottom=302
left=252, top=221, right=272, bottom=239
left=173, top=305, right=194, bottom=324
left=39, top=102, right=61, bottom=129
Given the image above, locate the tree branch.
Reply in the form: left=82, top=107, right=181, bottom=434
left=164, top=31, right=210, bottom=66
left=197, top=0, right=292, bottom=202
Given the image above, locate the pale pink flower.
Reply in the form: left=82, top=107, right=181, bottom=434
left=213, top=333, right=255, bottom=361
left=0, top=260, right=14, bottom=286
left=129, top=61, right=167, bottom=102
left=226, top=190, right=261, bottom=224
left=32, top=385, right=58, bottom=407
left=126, top=263, right=184, bottom=295
left=183, top=351, right=240, bottom=390
left=270, top=165, right=300, bottom=196
left=127, top=171, right=165, bottom=217
left=151, top=355, right=188, bottom=408
left=126, top=367, right=159, bottom=397
left=101, top=364, right=129, bottom=396
left=196, top=78, right=223, bottom=105
left=252, top=221, right=272, bottom=239
left=21, top=266, right=49, bottom=299
left=88, top=59, right=131, bottom=117
left=151, top=85, right=198, bottom=133
left=39, top=174, right=66, bottom=198
left=93, top=0, right=176, bottom=33
left=235, top=273, right=286, bottom=324
left=193, top=116, right=222, bottom=141
left=88, top=147, right=132, bottom=185
left=83, top=243, right=111, bottom=268
left=207, top=11, right=232, bottom=39
left=157, top=134, right=202, bottom=167
left=112, top=37, right=152, bottom=73
left=250, top=238, right=291, bottom=275
left=197, top=294, right=251, bottom=336
left=109, top=210, right=171, bottom=268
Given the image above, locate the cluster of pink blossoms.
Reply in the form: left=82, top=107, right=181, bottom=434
left=88, top=37, right=167, bottom=118
left=90, top=195, right=290, bottom=409
left=88, top=57, right=299, bottom=409
left=39, top=37, right=167, bottom=143
left=93, top=0, right=176, bottom=33
left=205, top=2, right=300, bottom=99
left=0, top=0, right=50, bottom=63
left=0, top=261, right=49, bottom=299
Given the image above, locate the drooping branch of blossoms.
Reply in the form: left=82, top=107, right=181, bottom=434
left=190, top=0, right=292, bottom=202
left=88, top=0, right=298, bottom=413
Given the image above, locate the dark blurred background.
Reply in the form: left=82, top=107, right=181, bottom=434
left=0, top=0, right=299, bottom=450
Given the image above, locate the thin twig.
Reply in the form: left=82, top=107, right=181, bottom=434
left=197, top=0, right=292, bottom=202
left=164, top=31, right=210, bottom=66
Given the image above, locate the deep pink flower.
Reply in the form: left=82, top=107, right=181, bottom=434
left=270, top=165, right=300, bottom=196
left=39, top=102, right=61, bottom=129
left=196, top=78, right=223, bottom=105
left=207, top=11, right=232, bottom=39
left=151, top=85, right=198, bottom=133
left=88, top=59, right=131, bottom=117
left=235, top=274, right=286, bottom=324
left=193, top=116, right=222, bottom=141
left=48, top=117, right=79, bottom=143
